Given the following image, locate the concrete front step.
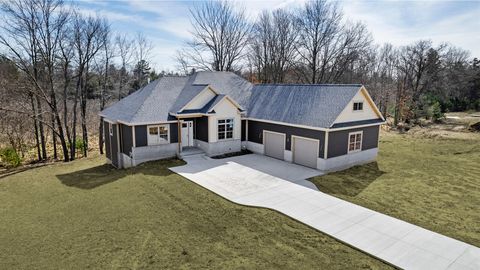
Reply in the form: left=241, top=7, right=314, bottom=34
left=179, top=147, right=205, bottom=158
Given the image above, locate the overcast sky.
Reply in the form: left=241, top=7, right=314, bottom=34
left=77, top=0, right=480, bottom=71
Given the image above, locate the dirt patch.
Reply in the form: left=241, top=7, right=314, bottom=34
left=404, top=126, right=480, bottom=140
left=385, top=112, right=480, bottom=140
left=469, top=122, right=480, bottom=132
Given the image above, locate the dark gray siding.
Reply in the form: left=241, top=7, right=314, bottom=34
left=180, top=117, right=207, bottom=142
left=135, top=123, right=179, bottom=146
left=135, top=125, right=148, bottom=147
left=104, top=120, right=111, bottom=159
left=111, top=124, right=119, bottom=167
left=248, top=120, right=326, bottom=158
left=120, top=124, right=133, bottom=155
left=241, top=120, right=246, bottom=141
left=327, top=125, right=380, bottom=158
left=196, top=117, right=209, bottom=142
left=170, top=123, right=179, bottom=143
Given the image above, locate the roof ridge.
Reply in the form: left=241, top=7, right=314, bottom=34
left=129, top=79, right=161, bottom=122
left=131, top=77, right=189, bottom=122
left=255, top=83, right=363, bottom=86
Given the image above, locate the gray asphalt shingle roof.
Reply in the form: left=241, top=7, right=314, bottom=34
left=100, top=76, right=190, bottom=123
left=100, top=71, right=369, bottom=129
left=100, top=71, right=252, bottom=124
left=247, top=84, right=363, bottom=128
left=192, top=71, right=253, bottom=108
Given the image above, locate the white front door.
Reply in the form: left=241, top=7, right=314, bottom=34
left=181, top=121, right=194, bottom=147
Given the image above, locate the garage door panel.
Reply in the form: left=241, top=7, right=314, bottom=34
left=293, top=137, right=318, bottom=169
left=264, top=131, right=284, bottom=160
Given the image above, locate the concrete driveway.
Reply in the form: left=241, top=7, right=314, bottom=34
left=170, top=153, right=480, bottom=270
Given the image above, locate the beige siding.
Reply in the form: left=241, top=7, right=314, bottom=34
left=334, top=90, right=379, bottom=124
left=183, top=87, right=216, bottom=110
left=208, top=98, right=241, bottom=143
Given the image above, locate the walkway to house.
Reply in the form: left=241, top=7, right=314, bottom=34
left=170, top=154, right=480, bottom=270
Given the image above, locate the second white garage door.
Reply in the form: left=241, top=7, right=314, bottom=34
left=264, top=131, right=285, bottom=160
left=293, top=136, right=319, bottom=169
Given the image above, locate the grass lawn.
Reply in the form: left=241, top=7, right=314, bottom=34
left=0, top=156, right=391, bottom=269
left=310, top=132, right=480, bottom=247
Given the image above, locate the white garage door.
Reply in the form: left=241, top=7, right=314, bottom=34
left=264, top=131, right=285, bottom=160
left=293, top=136, right=319, bottom=169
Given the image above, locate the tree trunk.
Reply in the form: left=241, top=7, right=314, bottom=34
left=30, top=93, right=42, bottom=161
left=99, top=53, right=109, bottom=155
left=394, top=79, right=404, bottom=126
left=36, top=96, right=47, bottom=160
left=81, top=67, right=89, bottom=157
left=63, top=63, right=73, bottom=161
left=51, top=110, right=57, bottom=160
left=118, top=67, right=124, bottom=100
left=50, top=84, right=69, bottom=162
left=71, top=68, right=82, bottom=161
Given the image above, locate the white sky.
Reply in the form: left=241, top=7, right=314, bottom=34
left=76, top=0, right=480, bottom=71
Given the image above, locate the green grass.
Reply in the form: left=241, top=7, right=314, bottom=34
left=0, top=155, right=391, bottom=269
left=310, top=132, right=480, bottom=247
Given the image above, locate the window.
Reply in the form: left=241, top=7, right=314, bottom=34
left=348, top=132, right=362, bottom=153
left=353, top=102, right=363, bottom=111
left=217, top=118, right=234, bottom=140
left=109, top=123, right=113, bottom=136
left=147, top=124, right=169, bottom=145
left=158, top=126, right=168, bottom=141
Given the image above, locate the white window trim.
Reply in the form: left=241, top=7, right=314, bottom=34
left=109, top=123, right=113, bottom=136
left=147, top=124, right=170, bottom=145
left=217, top=118, right=234, bottom=141
left=352, top=101, right=364, bottom=112
left=347, top=131, right=363, bottom=154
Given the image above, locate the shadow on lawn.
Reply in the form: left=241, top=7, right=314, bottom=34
left=310, top=162, right=385, bottom=197
left=56, top=158, right=184, bottom=189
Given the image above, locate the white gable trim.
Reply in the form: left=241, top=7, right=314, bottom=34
left=331, top=86, right=384, bottom=127
left=208, top=95, right=243, bottom=113
left=177, top=85, right=216, bottom=113
left=360, top=86, right=384, bottom=120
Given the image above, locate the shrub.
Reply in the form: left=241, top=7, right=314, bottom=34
left=430, top=101, right=444, bottom=122
left=0, top=147, right=22, bottom=168
left=75, top=139, right=85, bottom=152
left=68, top=139, right=86, bottom=152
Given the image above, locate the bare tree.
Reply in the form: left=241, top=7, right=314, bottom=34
left=131, top=32, right=153, bottom=91
left=71, top=12, right=107, bottom=159
left=0, top=0, right=71, bottom=161
left=115, top=33, right=133, bottom=100
left=35, top=0, right=70, bottom=161
left=98, top=21, right=113, bottom=155
left=294, top=0, right=342, bottom=83
left=250, top=9, right=298, bottom=83
left=177, top=0, right=250, bottom=71
left=133, top=32, right=153, bottom=65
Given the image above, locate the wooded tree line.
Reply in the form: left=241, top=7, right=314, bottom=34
left=0, top=0, right=478, bottom=166
left=0, top=0, right=174, bottom=163
left=178, top=0, right=480, bottom=125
